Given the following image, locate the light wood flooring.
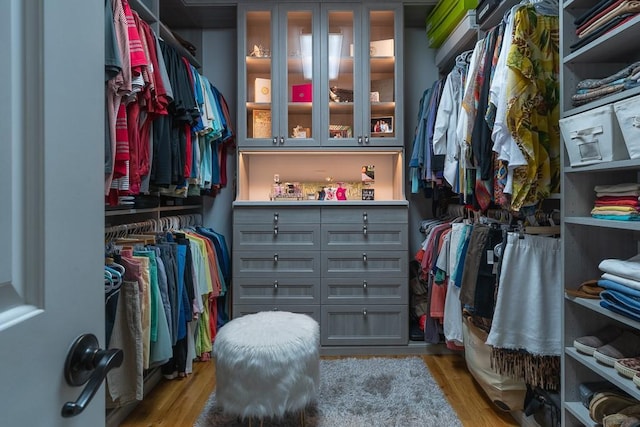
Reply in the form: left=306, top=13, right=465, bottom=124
left=119, top=353, right=519, bottom=427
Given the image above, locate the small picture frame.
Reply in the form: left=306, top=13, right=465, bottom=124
left=361, top=188, right=375, bottom=200
left=371, top=116, right=393, bottom=136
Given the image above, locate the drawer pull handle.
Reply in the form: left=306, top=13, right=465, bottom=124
left=274, top=281, right=278, bottom=290
left=363, top=225, right=367, bottom=235
left=363, top=212, right=368, bottom=222
left=272, top=137, right=278, bottom=144
left=358, top=136, right=363, bottom=144
left=364, top=135, right=370, bottom=144
left=362, top=309, right=367, bottom=316
left=363, top=253, right=367, bottom=263
left=274, top=225, right=278, bottom=236
left=279, top=136, right=284, bottom=144
left=274, top=213, right=279, bottom=223
left=363, top=280, right=367, bottom=289
left=272, top=307, right=279, bottom=311
left=274, top=253, right=278, bottom=262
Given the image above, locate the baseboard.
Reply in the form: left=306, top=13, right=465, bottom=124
left=105, top=367, right=163, bottom=427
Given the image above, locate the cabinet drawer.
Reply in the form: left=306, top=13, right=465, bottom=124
left=234, top=250, right=320, bottom=277
left=234, top=207, right=320, bottom=224
left=232, top=304, right=320, bottom=323
left=233, top=277, right=320, bottom=305
left=321, top=305, right=408, bottom=346
left=321, top=250, right=407, bottom=278
left=322, top=277, right=407, bottom=305
left=321, top=222, right=407, bottom=251
left=321, top=207, right=407, bottom=224
left=234, top=224, right=320, bottom=250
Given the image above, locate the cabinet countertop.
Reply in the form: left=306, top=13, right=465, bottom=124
left=232, top=200, right=409, bottom=207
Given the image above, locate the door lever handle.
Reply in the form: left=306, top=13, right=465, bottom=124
left=61, top=334, right=123, bottom=418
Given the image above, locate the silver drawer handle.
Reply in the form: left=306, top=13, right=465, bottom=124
left=364, top=135, right=370, bottom=144
left=274, top=280, right=278, bottom=290
left=358, top=136, right=363, bottom=144
left=362, top=308, right=367, bottom=316
left=363, top=225, right=367, bottom=235
left=279, top=136, right=284, bottom=144
left=363, top=280, right=367, bottom=289
left=363, top=253, right=367, bottom=262
left=274, top=212, right=279, bottom=223
left=274, top=253, right=278, bottom=262
left=272, top=136, right=278, bottom=144
left=363, top=212, right=368, bottom=222
left=274, top=225, right=278, bottom=236
left=272, top=307, right=279, bottom=311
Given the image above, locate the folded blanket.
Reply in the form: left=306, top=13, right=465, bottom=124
left=575, top=0, right=619, bottom=26
left=596, top=190, right=640, bottom=197
left=571, top=13, right=636, bottom=51
left=600, top=295, right=640, bottom=322
left=591, top=206, right=639, bottom=213
left=592, top=214, right=640, bottom=220
left=577, top=0, right=640, bottom=38
left=599, top=257, right=640, bottom=282
left=594, top=183, right=640, bottom=193
left=596, top=195, right=640, bottom=202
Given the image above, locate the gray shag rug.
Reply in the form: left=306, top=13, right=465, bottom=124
left=194, top=356, right=462, bottom=427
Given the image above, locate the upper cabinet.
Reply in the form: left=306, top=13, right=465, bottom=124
left=237, top=2, right=403, bottom=147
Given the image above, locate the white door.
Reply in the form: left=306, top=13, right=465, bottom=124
left=0, top=1, right=106, bottom=426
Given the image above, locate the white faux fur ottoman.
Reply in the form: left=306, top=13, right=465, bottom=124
left=212, top=311, right=320, bottom=421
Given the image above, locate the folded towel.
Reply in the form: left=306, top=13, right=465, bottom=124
left=600, top=290, right=640, bottom=321
left=602, top=273, right=640, bottom=291
left=599, top=278, right=640, bottom=297
left=600, top=257, right=640, bottom=282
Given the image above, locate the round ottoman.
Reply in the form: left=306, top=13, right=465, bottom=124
left=213, top=311, right=320, bottom=421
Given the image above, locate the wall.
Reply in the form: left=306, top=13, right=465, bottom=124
left=403, top=27, right=439, bottom=255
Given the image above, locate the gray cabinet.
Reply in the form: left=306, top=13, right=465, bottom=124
left=320, top=205, right=408, bottom=346
left=561, top=0, right=640, bottom=425
left=237, top=2, right=403, bottom=147
left=233, top=205, right=408, bottom=347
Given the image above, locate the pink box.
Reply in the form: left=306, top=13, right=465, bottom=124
left=292, top=83, right=312, bottom=102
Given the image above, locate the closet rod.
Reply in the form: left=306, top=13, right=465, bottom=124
left=104, top=213, right=202, bottom=240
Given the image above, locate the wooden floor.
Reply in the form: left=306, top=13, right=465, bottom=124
left=120, top=353, right=519, bottom=427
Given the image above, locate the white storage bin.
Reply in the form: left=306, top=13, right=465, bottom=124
left=614, top=95, right=640, bottom=159
left=560, top=104, right=627, bottom=166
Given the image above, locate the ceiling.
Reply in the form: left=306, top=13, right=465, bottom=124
left=158, top=1, right=433, bottom=30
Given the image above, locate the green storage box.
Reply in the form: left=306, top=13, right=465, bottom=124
left=426, top=0, right=478, bottom=48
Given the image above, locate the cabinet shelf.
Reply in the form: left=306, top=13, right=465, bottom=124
left=105, top=204, right=202, bottom=217
left=565, top=157, right=640, bottom=173
left=565, top=401, right=597, bottom=427
left=246, top=57, right=272, bottom=74
left=370, top=57, right=395, bottom=73
left=567, top=297, right=640, bottom=331
left=478, top=0, right=519, bottom=31
left=564, top=15, right=640, bottom=64
left=564, top=216, right=640, bottom=231
left=562, top=85, right=640, bottom=118
left=129, top=0, right=157, bottom=23
left=564, top=401, right=597, bottom=426
left=435, top=10, right=477, bottom=71
left=566, top=347, right=640, bottom=400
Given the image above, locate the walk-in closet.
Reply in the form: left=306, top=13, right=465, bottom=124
left=4, top=0, right=640, bottom=426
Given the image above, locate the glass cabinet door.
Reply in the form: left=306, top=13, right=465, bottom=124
left=325, top=8, right=358, bottom=145
left=367, top=8, right=399, bottom=144
left=283, top=6, right=317, bottom=146
left=245, top=9, right=274, bottom=143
